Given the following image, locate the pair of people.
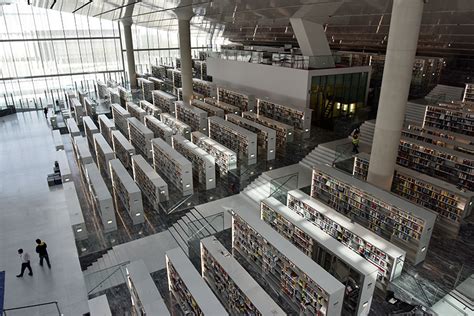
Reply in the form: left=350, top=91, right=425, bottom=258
left=16, top=239, right=51, bottom=278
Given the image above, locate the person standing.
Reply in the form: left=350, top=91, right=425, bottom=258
left=16, top=249, right=33, bottom=277
left=43, top=107, right=48, bottom=119
left=352, top=132, right=360, bottom=154
left=35, top=239, right=51, bottom=268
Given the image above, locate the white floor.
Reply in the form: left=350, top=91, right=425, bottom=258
left=0, top=112, right=89, bottom=315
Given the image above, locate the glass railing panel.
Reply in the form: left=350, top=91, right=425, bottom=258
left=84, top=262, right=128, bottom=295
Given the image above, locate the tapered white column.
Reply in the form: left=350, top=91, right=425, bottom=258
left=367, top=0, right=424, bottom=190
left=177, top=17, right=193, bottom=104
left=122, top=21, right=137, bottom=89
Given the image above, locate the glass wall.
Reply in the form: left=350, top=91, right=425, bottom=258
left=0, top=3, right=123, bottom=110
left=310, top=72, right=369, bottom=123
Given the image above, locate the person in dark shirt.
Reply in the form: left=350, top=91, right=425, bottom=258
left=35, top=239, right=51, bottom=268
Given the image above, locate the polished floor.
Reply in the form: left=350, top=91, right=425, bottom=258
left=0, top=112, right=89, bottom=315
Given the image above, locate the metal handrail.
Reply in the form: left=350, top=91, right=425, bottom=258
left=268, top=173, right=299, bottom=199
left=2, top=301, right=60, bottom=315
left=86, top=261, right=130, bottom=295
left=187, top=212, right=224, bottom=241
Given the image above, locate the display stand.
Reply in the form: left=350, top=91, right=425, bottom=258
left=93, top=133, right=116, bottom=178
left=311, top=164, right=436, bottom=265
left=144, top=115, right=172, bottom=145
left=111, top=130, right=136, bottom=170
left=175, top=101, right=208, bottom=134
left=232, top=207, right=345, bottom=316
left=191, top=131, right=237, bottom=176
left=109, top=159, right=144, bottom=225
left=166, top=247, right=228, bottom=316
left=127, top=117, right=153, bottom=159
left=261, top=197, right=377, bottom=315
left=287, top=189, right=405, bottom=289
left=125, top=260, right=170, bottom=315
left=208, top=116, right=257, bottom=165
left=63, top=182, right=88, bottom=241
left=111, top=104, right=131, bottom=137
left=242, top=111, right=294, bottom=148
left=257, top=99, right=312, bottom=138
left=132, top=155, right=169, bottom=208
left=172, top=135, right=216, bottom=190
left=191, top=99, right=224, bottom=118
left=204, top=97, right=241, bottom=115
left=84, top=162, right=117, bottom=232
left=152, top=90, right=177, bottom=115
left=160, top=113, right=192, bottom=140
left=66, top=118, right=81, bottom=138
left=200, top=236, right=286, bottom=315
left=226, top=113, right=276, bottom=160
left=151, top=138, right=193, bottom=196
left=98, top=114, right=116, bottom=146
left=127, top=102, right=147, bottom=123
left=139, top=100, right=161, bottom=119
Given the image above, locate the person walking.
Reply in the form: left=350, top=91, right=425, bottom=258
left=43, top=107, right=48, bottom=119
left=16, top=249, right=33, bottom=277
left=352, top=132, right=360, bottom=154
left=35, top=239, right=51, bottom=268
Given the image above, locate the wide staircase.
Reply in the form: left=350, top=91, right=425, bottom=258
left=359, top=119, right=376, bottom=145
left=424, top=84, right=464, bottom=103
left=405, top=101, right=427, bottom=126
left=299, top=144, right=337, bottom=169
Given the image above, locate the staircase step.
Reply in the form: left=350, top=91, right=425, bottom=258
left=168, top=226, right=188, bottom=254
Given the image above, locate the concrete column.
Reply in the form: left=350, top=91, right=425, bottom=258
left=367, top=0, right=424, bottom=190
left=177, top=17, right=193, bottom=104
left=122, top=21, right=137, bottom=89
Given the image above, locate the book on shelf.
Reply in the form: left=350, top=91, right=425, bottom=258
left=175, top=101, right=208, bottom=134
left=144, top=115, right=173, bottom=144
left=126, top=102, right=147, bottom=123
left=160, top=113, right=192, bottom=140
left=310, top=163, right=436, bottom=265
left=200, top=236, right=285, bottom=315
left=204, top=97, right=241, bottom=115
left=166, top=247, right=228, bottom=316
left=139, top=100, right=162, bottom=119
left=191, top=131, right=237, bottom=176
left=152, top=90, right=177, bottom=115
left=217, top=87, right=255, bottom=112
left=232, top=207, right=345, bottom=316
left=109, top=158, right=144, bottom=225
left=191, top=99, right=225, bottom=118
left=242, top=111, right=294, bottom=148
left=423, top=102, right=474, bottom=137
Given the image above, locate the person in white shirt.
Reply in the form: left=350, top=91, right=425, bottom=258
left=16, top=248, right=33, bottom=277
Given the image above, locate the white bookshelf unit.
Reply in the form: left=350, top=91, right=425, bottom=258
left=137, top=78, right=154, bottom=102
left=217, top=87, right=256, bottom=112
left=261, top=197, right=377, bottom=315
left=52, top=129, right=64, bottom=151
left=72, top=98, right=84, bottom=126
left=166, top=247, right=228, bottom=316
left=73, top=136, right=94, bottom=179
left=56, top=150, right=72, bottom=183
left=406, top=124, right=474, bottom=147
left=191, top=131, right=237, bottom=175
left=132, top=154, right=169, bottom=208
left=118, top=86, right=130, bottom=108
left=97, top=80, right=108, bottom=99
left=463, top=83, right=474, bottom=103
left=160, top=113, right=192, bottom=139
left=63, top=182, right=88, bottom=241
left=109, top=159, right=144, bottom=225
left=82, top=116, right=100, bottom=152
left=242, top=111, right=294, bottom=148
left=204, top=97, right=241, bottom=115
left=84, top=162, right=117, bottom=232
left=151, top=65, right=167, bottom=79
left=84, top=97, right=97, bottom=117
left=66, top=118, right=81, bottom=138
left=148, top=77, right=165, bottom=90
left=93, top=133, right=116, bottom=178
left=257, top=99, right=312, bottom=138
left=172, top=135, right=216, bottom=190
left=152, top=90, right=177, bottom=114
left=423, top=102, right=474, bottom=137
left=226, top=113, right=276, bottom=160
left=127, top=102, right=147, bottom=123
left=200, top=236, right=286, bottom=315
left=111, top=103, right=131, bottom=137
left=208, top=116, right=257, bottom=165
left=232, top=207, right=345, bottom=316
left=140, top=100, right=161, bottom=119
left=311, top=164, right=436, bottom=265
left=192, top=78, right=215, bottom=98
left=286, top=189, right=405, bottom=289
left=144, top=115, right=173, bottom=145
left=191, top=99, right=224, bottom=118
left=109, top=88, right=120, bottom=105
left=151, top=138, right=193, bottom=196
left=111, top=130, right=136, bottom=170
left=98, top=114, right=116, bottom=146
left=175, top=101, right=208, bottom=134
left=125, top=260, right=170, bottom=315
left=127, top=117, right=153, bottom=159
